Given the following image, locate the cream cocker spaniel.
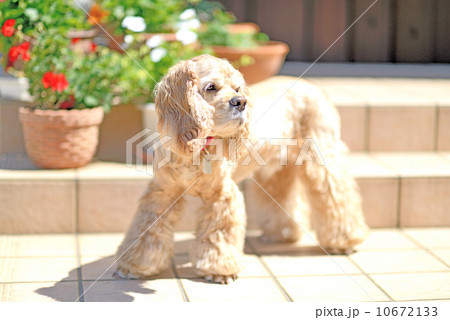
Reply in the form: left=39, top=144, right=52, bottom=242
left=114, top=54, right=368, bottom=284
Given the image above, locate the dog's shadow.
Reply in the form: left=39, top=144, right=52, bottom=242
left=244, top=234, right=332, bottom=257
left=35, top=236, right=329, bottom=302
left=35, top=256, right=163, bottom=302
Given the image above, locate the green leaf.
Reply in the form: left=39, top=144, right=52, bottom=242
left=113, top=6, right=125, bottom=19
left=24, top=8, right=39, bottom=22
left=84, top=95, right=99, bottom=107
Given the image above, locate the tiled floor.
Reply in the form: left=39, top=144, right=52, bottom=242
left=0, top=228, right=449, bottom=302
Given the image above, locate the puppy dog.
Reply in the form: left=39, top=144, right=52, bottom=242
left=114, top=54, right=368, bottom=284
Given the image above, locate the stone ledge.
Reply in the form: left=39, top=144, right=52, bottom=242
left=1, top=153, right=450, bottom=233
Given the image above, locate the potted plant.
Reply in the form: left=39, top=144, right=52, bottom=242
left=196, top=6, right=289, bottom=85
left=18, top=29, right=127, bottom=169
left=0, top=0, right=86, bottom=75
left=0, top=0, right=126, bottom=169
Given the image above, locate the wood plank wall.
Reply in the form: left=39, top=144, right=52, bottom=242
left=217, top=0, right=450, bottom=62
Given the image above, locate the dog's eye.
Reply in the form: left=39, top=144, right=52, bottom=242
left=235, top=87, right=240, bottom=93
left=206, top=84, right=216, bottom=91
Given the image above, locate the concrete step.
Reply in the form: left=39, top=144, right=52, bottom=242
left=307, top=78, right=450, bottom=152
left=1, top=78, right=449, bottom=158
left=1, top=152, right=449, bottom=234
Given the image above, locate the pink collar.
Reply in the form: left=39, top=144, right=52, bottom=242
left=201, top=136, right=214, bottom=151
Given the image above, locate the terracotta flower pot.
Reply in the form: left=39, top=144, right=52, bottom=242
left=19, top=107, right=104, bottom=169
left=226, top=22, right=260, bottom=34
left=213, top=40, right=289, bottom=85
left=67, top=29, right=98, bottom=53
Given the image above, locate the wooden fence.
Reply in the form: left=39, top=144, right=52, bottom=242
left=217, top=0, right=450, bottom=62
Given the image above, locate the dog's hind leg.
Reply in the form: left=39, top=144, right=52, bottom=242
left=299, top=154, right=368, bottom=252
left=114, top=175, right=186, bottom=278
left=245, top=165, right=305, bottom=243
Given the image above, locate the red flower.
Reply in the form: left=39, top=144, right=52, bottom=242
left=60, top=94, right=76, bottom=109
left=90, top=43, right=97, bottom=52
left=42, top=72, right=69, bottom=93
left=52, top=73, right=69, bottom=92
left=42, top=72, right=54, bottom=89
left=19, top=41, right=30, bottom=51
left=22, top=50, right=30, bottom=61
left=71, top=38, right=81, bottom=44
left=8, top=45, right=20, bottom=63
left=18, top=42, right=30, bottom=61
left=1, top=19, right=15, bottom=37
left=7, top=41, right=31, bottom=64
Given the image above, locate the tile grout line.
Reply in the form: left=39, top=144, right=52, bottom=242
left=73, top=167, right=85, bottom=301
left=171, top=260, right=190, bottom=302
left=0, top=280, right=80, bottom=285
left=433, top=105, right=440, bottom=151
left=0, top=255, right=78, bottom=259
left=364, top=103, right=370, bottom=151
left=74, top=233, right=84, bottom=302
left=269, top=269, right=450, bottom=277
left=397, top=298, right=450, bottom=302
left=346, top=255, right=394, bottom=302
left=400, top=229, right=450, bottom=269
left=4, top=250, right=14, bottom=293
left=396, top=176, right=402, bottom=228
left=75, top=168, right=80, bottom=234
left=1, top=283, right=6, bottom=302
left=0, top=275, right=294, bottom=285
left=246, top=239, right=293, bottom=302
left=1, top=268, right=446, bottom=286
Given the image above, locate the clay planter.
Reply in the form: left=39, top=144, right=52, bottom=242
left=67, top=29, right=98, bottom=53
left=19, top=107, right=104, bottom=169
left=226, top=22, right=260, bottom=34
left=213, top=41, right=289, bottom=85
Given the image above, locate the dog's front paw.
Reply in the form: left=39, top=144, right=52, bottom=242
left=112, top=268, right=139, bottom=280
left=191, top=242, right=244, bottom=284
left=204, top=274, right=237, bottom=285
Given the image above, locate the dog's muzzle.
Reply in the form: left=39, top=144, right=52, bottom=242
left=229, top=96, right=247, bottom=112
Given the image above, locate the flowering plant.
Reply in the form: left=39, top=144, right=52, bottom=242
left=98, top=0, right=192, bottom=34
left=0, top=0, right=215, bottom=110
left=0, top=0, right=86, bottom=75
left=0, top=1, right=126, bottom=111
left=25, top=30, right=124, bottom=111
left=118, top=39, right=206, bottom=104
left=90, top=1, right=208, bottom=103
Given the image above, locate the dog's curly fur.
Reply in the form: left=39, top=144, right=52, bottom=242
left=114, top=54, right=369, bottom=284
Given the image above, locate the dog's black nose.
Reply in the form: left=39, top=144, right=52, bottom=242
left=229, top=96, right=247, bottom=112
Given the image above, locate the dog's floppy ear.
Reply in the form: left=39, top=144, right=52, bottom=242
left=231, top=82, right=253, bottom=160
left=155, top=60, right=214, bottom=156
left=239, top=84, right=253, bottom=140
